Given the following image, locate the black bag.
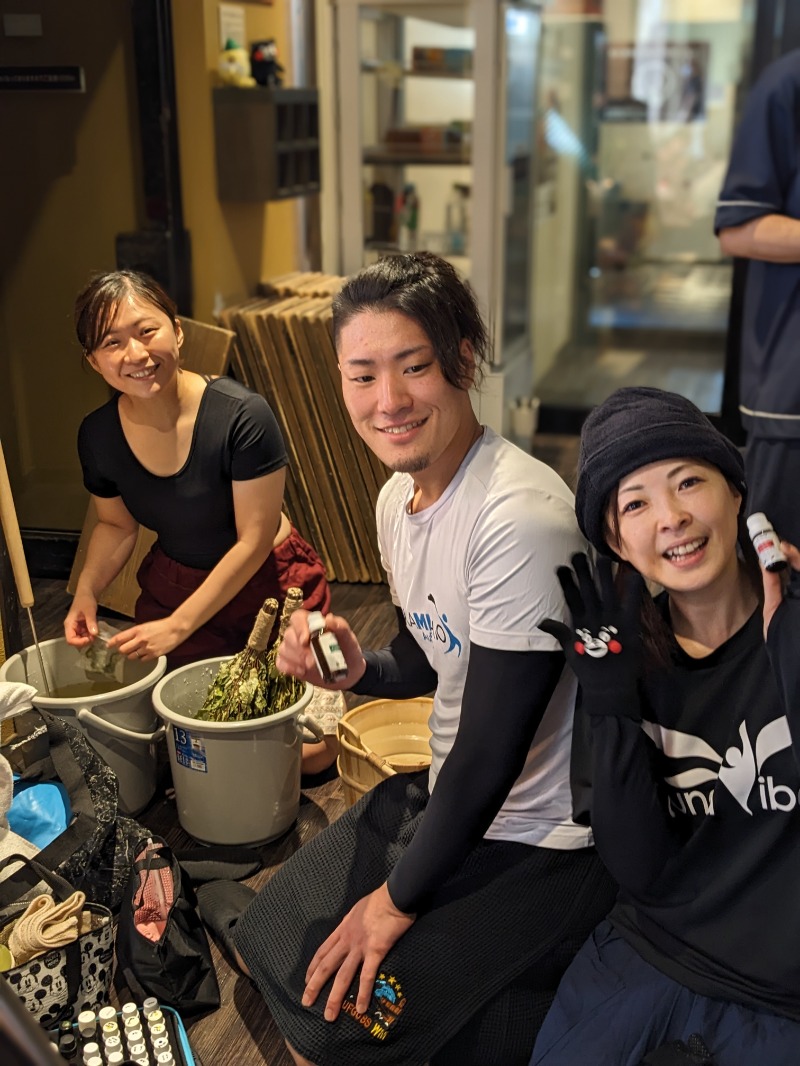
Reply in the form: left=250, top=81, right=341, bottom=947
left=2, top=708, right=146, bottom=912
left=114, top=835, right=220, bottom=1017
left=0, top=854, right=114, bottom=1027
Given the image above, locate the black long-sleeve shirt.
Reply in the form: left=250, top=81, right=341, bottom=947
left=586, top=594, right=800, bottom=1019
left=352, top=609, right=566, bottom=913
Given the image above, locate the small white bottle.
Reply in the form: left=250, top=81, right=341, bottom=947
left=121, top=1001, right=140, bottom=1023
left=307, top=612, right=348, bottom=683
left=77, top=1010, right=97, bottom=1039
left=747, top=512, right=788, bottom=572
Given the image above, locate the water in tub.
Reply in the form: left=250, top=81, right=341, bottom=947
left=49, top=621, right=127, bottom=698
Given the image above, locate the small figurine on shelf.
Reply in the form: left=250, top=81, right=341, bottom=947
left=251, top=39, right=285, bottom=87
left=218, top=38, right=256, bottom=87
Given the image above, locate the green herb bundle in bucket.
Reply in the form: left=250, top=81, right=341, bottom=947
left=197, top=588, right=305, bottom=722
left=152, top=590, right=322, bottom=845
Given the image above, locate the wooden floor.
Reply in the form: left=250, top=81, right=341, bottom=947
left=9, top=432, right=579, bottom=1066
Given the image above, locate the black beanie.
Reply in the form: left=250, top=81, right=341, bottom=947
left=575, top=386, right=747, bottom=555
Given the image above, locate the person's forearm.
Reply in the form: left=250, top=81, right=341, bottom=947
left=589, top=713, right=683, bottom=897
left=719, top=214, right=800, bottom=263
left=350, top=605, right=438, bottom=698
left=386, top=646, right=564, bottom=913
left=765, top=594, right=800, bottom=767
left=167, top=537, right=272, bottom=640
left=75, top=521, right=139, bottom=597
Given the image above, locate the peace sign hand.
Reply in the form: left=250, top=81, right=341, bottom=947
left=540, top=552, right=645, bottom=719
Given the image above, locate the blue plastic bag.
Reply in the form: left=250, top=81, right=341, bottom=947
left=8, top=775, right=71, bottom=850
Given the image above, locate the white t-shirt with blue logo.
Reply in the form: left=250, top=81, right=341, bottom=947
left=376, top=426, right=592, bottom=850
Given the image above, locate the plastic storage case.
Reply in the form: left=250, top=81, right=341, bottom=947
left=51, top=1003, right=197, bottom=1065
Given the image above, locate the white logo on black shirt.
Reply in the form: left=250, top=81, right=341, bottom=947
left=642, top=716, right=792, bottom=816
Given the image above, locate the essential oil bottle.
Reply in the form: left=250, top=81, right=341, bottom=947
left=307, top=612, right=348, bottom=683
left=747, top=512, right=788, bottom=572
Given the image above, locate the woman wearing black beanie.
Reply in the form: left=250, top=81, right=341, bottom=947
left=531, top=387, right=800, bottom=1065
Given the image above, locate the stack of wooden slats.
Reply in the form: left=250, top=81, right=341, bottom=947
left=218, top=273, right=388, bottom=583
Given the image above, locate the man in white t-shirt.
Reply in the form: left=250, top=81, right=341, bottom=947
left=233, top=253, right=616, bottom=1066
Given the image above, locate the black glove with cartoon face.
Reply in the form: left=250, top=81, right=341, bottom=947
left=540, top=552, right=645, bottom=720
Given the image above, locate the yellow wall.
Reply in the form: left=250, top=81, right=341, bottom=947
left=0, top=1, right=138, bottom=530
left=0, top=0, right=299, bottom=531
left=172, top=0, right=299, bottom=321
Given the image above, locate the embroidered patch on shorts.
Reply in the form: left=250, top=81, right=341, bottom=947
left=343, top=972, right=407, bottom=1041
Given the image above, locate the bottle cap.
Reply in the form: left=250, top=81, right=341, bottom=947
left=98, top=1006, right=117, bottom=1022
left=121, top=1002, right=139, bottom=1018
left=746, top=512, right=770, bottom=535
left=142, top=996, right=159, bottom=1013
left=307, top=611, right=325, bottom=635
left=58, top=1033, right=78, bottom=1055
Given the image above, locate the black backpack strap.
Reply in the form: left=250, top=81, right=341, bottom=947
left=0, top=854, right=78, bottom=908
left=31, top=712, right=101, bottom=873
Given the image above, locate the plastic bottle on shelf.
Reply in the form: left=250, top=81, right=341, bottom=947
left=445, top=183, right=470, bottom=256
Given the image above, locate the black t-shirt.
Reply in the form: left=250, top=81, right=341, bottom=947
left=591, top=596, right=800, bottom=1018
left=78, top=377, right=288, bottom=569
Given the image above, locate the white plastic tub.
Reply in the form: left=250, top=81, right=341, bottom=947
left=0, top=637, right=166, bottom=815
left=152, top=656, right=320, bottom=845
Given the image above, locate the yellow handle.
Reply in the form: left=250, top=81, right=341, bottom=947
left=0, top=438, right=34, bottom=608
left=337, top=718, right=396, bottom=778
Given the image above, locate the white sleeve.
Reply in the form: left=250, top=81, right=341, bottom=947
left=466, top=489, right=587, bottom=653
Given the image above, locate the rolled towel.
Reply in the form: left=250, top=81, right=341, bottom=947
left=0, top=682, right=37, bottom=723
left=8, top=889, right=86, bottom=964
left=0, top=753, right=39, bottom=864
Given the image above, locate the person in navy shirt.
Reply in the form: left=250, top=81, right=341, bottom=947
left=715, top=50, right=800, bottom=546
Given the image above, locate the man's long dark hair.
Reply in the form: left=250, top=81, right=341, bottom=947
left=332, top=252, right=489, bottom=390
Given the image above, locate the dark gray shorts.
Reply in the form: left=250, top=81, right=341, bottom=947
left=234, top=773, right=616, bottom=1066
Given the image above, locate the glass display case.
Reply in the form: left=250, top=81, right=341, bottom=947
left=527, top=1, right=757, bottom=430
left=329, top=0, right=541, bottom=416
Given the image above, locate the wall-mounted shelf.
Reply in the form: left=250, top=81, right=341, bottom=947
left=361, top=63, right=472, bottom=80
left=363, top=145, right=471, bottom=165
left=212, top=86, right=320, bottom=201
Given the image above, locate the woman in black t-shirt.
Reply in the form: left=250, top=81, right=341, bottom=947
left=65, top=272, right=332, bottom=762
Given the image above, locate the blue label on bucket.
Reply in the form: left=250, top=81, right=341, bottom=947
left=173, top=726, right=208, bottom=773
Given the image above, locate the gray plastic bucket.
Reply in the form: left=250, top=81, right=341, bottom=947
left=152, top=656, right=320, bottom=846
left=0, top=637, right=166, bottom=815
